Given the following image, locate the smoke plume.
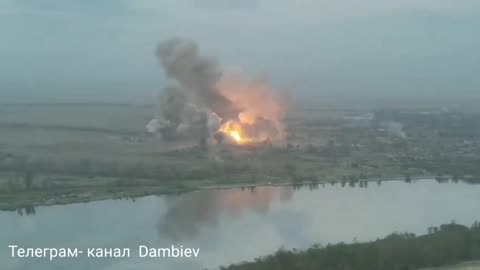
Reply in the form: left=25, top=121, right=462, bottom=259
left=381, top=121, right=407, bottom=139
left=147, top=38, right=286, bottom=145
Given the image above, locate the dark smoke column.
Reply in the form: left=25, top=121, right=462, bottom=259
left=146, top=38, right=238, bottom=144
left=147, top=38, right=287, bottom=146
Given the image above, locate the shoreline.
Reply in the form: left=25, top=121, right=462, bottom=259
left=0, top=175, right=441, bottom=212
left=195, top=175, right=437, bottom=191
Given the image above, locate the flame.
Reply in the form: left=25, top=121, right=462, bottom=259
left=215, top=74, right=286, bottom=145
left=230, top=131, right=242, bottom=143
left=218, top=121, right=267, bottom=144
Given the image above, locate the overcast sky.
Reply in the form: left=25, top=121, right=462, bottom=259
left=0, top=0, right=479, bottom=103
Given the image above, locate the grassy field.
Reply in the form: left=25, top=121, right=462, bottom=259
left=0, top=103, right=463, bottom=210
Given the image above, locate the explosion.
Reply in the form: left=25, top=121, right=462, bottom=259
left=215, top=74, right=286, bottom=145
left=219, top=122, right=260, bottom=144
left=147, top=38, right=286, bottom=146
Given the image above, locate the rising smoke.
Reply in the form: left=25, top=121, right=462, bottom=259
left=381, top=121, right=407, bottom=139
left=147, top=38, right=285, bottom=145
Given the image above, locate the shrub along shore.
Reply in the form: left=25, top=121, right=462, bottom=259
left=218, top=222, right=480, bottom=270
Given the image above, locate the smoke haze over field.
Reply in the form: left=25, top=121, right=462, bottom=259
left=381, top=121, right=407, bottom=139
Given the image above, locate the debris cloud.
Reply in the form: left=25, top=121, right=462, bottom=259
left=147, top=38, right=286, bottom=146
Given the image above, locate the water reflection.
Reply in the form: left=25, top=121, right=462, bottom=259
left=159, top=186, right=293, bottom=241
left=16, top=206, right=36, bottom=216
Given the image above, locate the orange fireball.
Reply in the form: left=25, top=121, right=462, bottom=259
left=219, top=121, right=252, bottom=144
left=215, top=74, right=287, bottom=145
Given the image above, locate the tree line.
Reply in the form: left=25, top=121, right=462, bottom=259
left=219, top=221, right=480, bottom=270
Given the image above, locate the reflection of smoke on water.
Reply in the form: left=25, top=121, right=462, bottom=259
left=158, top=187, right=293, bottom=241
left=158, top=191, right=219, bottom=241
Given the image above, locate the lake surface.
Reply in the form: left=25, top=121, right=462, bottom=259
left=1, top=179, right=480, bottom=270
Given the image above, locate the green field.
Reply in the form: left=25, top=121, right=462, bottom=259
left=1, top=103, right=478, bottom=210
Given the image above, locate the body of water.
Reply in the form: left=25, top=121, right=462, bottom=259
left=1, top=179, right=479, bottom=269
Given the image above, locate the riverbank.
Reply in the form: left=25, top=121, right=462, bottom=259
left=0, top=173, right=440, bottom=212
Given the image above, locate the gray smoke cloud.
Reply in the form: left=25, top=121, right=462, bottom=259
left=147, top=38, right=239, bottom=143
left=147, top=38, right=286, bottom=145
left=381, top=121, right=407, bottom=139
